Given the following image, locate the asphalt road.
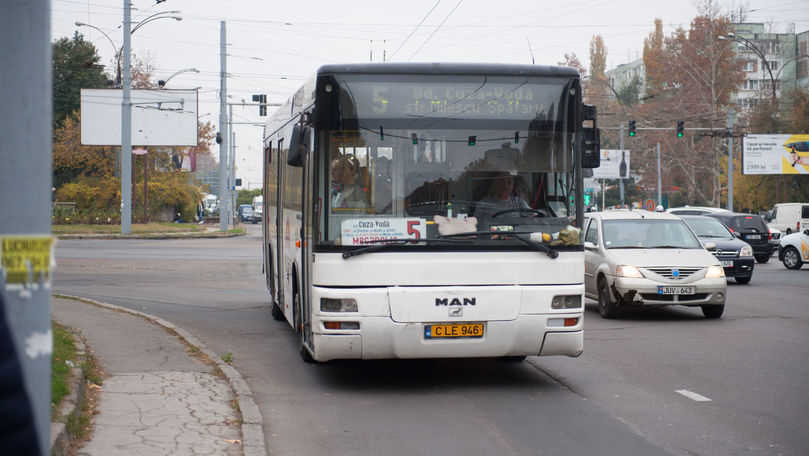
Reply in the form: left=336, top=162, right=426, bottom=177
left=53, top=227, right=809, bottom=456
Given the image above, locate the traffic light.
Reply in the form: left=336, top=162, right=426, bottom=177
left=628, top=120, right=636, bottom=137
left=676, top=120, right=684, bottom=137
left=252, top=94, right=267, bottom=116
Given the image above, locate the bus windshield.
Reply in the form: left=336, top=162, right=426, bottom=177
left=314, top=73, right=582, bottom=249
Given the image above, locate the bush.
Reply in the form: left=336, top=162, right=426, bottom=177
left=54, top=174, right=202, bottom=224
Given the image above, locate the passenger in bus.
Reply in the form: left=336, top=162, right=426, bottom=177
left=330, top=155, right=368, bottom=209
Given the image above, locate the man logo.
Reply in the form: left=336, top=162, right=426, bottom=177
left=435, top=297, right=476, bottom=306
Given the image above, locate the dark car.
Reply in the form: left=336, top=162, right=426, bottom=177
left=237, top=204, right=253, bottom=222
left=707, top=212, right=773, bottom=263
left=681, top=215, right=755, bottom=284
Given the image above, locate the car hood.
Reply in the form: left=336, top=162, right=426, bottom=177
left=607, top=248, right=719, bottom=268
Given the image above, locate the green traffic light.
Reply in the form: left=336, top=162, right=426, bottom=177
left=629, top=131, right=635, bottom=137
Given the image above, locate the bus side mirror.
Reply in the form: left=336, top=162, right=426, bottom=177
left=287, top=124, right=311, bottom=167
left=582, top=127, right=600, bottom=168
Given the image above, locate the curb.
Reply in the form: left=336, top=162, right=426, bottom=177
left=52, top=295, right=267, bottom=456
left=50, top=334, right=87, bottom=456
left=56, top=230, right=245, bottom=240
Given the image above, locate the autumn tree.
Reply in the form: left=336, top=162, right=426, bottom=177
left=52, top=32, right=109, bottom=127
left=632, top=8, right=744, bottom=208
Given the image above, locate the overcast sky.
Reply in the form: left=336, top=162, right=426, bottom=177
left=51, top=0, right=809, bottom=188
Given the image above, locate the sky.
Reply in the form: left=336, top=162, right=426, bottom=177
left=51, top=0, right=809, bottom=188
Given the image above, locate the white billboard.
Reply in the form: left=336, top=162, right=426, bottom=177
left=590, top=149, right=630, bottom=179
left=743, top=134, right=809, bottom=175
left=80, top=89, right=198, bottom=146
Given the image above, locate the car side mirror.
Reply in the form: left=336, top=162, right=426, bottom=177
left=287, top=123, right=311, bottom=167
left=733, top=232, right=742, bottom=239
left=804, top=229, right=809, bottom=236
left=584, top=241, right=597, bottom=250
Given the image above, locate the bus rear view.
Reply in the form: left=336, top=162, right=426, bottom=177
left=262, top=63, right=597, bottom=362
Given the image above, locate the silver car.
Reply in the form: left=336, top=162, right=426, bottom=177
left=583, top=210, right=727, bottom=319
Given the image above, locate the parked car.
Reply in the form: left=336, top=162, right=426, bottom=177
left=666, top=206, right=730, bottom=216
left=768, top=224, right=782, bottom=249
left=680, top=215, right=755, bottom=284
left=237, top=204, right=254, bottom=222
left=778, top=229, right=809, bottom=269
left=766, top=202, right=809, bottom=235
left=583, top=210, right=727, bottom=319
left=706, top=213, right=773, bottom=263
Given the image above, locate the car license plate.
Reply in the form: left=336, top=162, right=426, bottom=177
left=424, top=323, right=484, bottom=339
left=746, top=234, right=761, bottom=240
left=658, top=286, right=695, bottom=295
left=721, top=260, right=733, bottom=267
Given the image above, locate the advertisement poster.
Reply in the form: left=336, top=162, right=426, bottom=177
left=590, top=149, right=630, bottom=179
left=743, top=134, right=809, bottom=175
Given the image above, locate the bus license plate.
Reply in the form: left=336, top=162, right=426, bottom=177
left=425, top=323, right=484, bottom=339
left=658, top=286, right=695, bottom=295
left=720, top=260, right=733, bottom=267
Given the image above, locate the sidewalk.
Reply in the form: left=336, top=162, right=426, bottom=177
left=51, top=296, right=266, bottom=456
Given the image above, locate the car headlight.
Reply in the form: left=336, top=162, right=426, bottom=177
left=705, top=265, right=725, bottom=278
left=740, top=245, right=753, bottom=257
left=616, top=265, right=644, bottom=278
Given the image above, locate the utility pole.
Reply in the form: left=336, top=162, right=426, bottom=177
left=728, top=110, right=734, bottom=212
left=657, top=143, right=662, bottom=208
left=219, top=21, right=228, bottom=232
left=619, top=123, right=625, bottom=207
left=121, top=0, right=132, bottom=234
left=1, top=3, right=53, bottom=453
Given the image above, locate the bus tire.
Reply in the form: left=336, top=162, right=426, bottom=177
left=294, top=288, right=315, bottom=363
left=270, top=302, right=284, bottom=321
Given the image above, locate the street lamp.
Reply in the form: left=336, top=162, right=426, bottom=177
left=75, top=21, right=122, bottom=87
left=131, top=11, right=182, bottom=34
left=718, top=33, right=777, bottom=104
left=158, top=68, right=199, bottom=88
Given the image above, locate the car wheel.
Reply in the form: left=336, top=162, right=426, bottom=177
left=754, top=254, right=770, bottom=264
left=735, top=276, right=751, bottom=284
left=597, top=277, right=618, bottom=319
left=786, top=228, right=792, bottom=235
left=701, top=304, right=724, bottom=319
left=782, top=246, right=803, bottom=270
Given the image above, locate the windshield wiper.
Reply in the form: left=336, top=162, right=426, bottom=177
left=342, top=238, right=472, bottom=259
left=437, top=231, right=559, bottom=259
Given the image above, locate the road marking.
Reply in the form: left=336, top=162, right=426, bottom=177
left=675, top=389, right=712, bottom=402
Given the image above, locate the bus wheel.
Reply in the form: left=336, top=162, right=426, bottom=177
left=294, top=289, right=315, bottom=363
left=270, top=301, right=284, bottom=321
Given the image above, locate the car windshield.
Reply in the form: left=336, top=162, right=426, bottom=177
left=683, top=218, right=733, bottom=239
left=602, top=219, right=702, bottom=249
left=725, top=215, right=766, bottom=231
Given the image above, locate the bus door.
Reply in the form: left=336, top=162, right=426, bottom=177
left=300, top=133, right=314, bottom=347
left=275, top=139, right=286, bottom=312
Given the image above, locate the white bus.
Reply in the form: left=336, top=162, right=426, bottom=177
left=262, top=63, right=600, bottom=362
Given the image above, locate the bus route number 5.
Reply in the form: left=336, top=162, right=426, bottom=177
left=407, top=220, right=422, bottom=243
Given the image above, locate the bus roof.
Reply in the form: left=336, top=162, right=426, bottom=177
left=316, top=62, right=580, bottom=79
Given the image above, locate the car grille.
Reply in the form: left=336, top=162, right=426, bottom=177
left=645, top=267, right=702, bottom=279
left=640, top=293, right=710, bottom=302
left=711, top=249, right=738, bottom=259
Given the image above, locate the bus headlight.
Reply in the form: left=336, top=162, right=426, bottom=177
left=320, top=298, right=358, bottom=312
left=551, top=295, right=582, bottom=309
left=705, top=265, right=725, bottom=279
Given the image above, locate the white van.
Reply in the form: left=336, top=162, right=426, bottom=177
left=252, top=195, right=263, bottom=222
left=768, top=203, right=809, bottom=234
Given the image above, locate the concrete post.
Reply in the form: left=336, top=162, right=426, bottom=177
left=219, top=22, right=228, bottom=232
left=657, top=143, right=662, bottom=207
left=728, top=110, right=734, bottom=212
left=0, top=2, right=53, bottom=453
left=619, top=123, right=625, bottom=207
left=121, top=0, right=132, bottom=234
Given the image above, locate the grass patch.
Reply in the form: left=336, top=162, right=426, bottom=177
left=53, top=222, right=206, bottom=235
left=51, top=321, right=77, bottom=413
